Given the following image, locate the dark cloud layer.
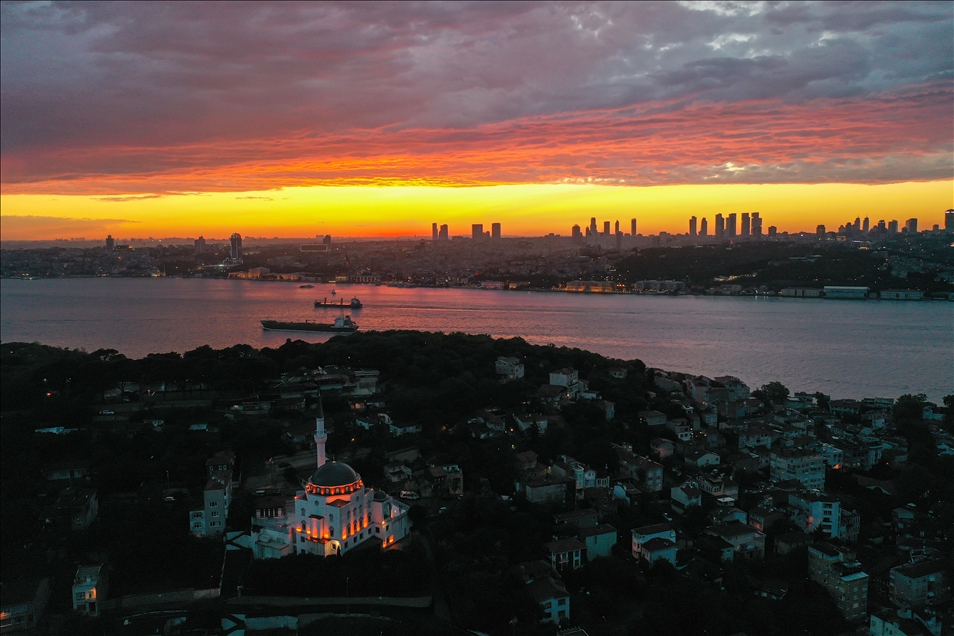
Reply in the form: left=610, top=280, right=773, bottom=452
left=1, top=1, right=951, bottom=192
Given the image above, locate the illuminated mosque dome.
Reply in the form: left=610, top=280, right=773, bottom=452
left=306, top=461, right=363, bottom=495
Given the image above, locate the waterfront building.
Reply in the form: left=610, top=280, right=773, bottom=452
left=809, top=543, right=869, bottom=622
left=824, top=286, right=869, bottom=300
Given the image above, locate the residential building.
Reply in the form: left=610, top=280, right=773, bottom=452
left=639, top=410, right=667, bottom=426
left=632, top=523, right=676, bottom=563
left=671, top=484, right=702, bottom=514
left=788, top=491, right=843, bottom=539
left=579, top=524, right=617, bottom=561
left=704, top=522, right=765, bottom=560
left=889, top=560, right=950, bottom=609
left=495, top=356, right=525, bottom=381
left=650, top=438, right=674, bottom=459
left=771, top=447, right=824, bottom=490
left=72, top=565, right=107, bottom=617
left=546, top=539, right=585, bottom=572
left=808, top=543, right=869, bottom=622
left=527, top=576, right=570, bottom=624
left=640, top=537, right=679, bottom=567
left=0, top=578, right=50, bottom=633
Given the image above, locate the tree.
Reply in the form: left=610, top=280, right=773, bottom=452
left=893, top=393, right=927, bottom=422
left=760, top=381, right=790, bottom=405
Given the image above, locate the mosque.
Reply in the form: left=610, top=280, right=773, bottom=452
left=249, top=403, right=411, bottom=559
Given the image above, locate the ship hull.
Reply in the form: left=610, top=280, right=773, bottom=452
left=261, top=320, right=358, bottom=333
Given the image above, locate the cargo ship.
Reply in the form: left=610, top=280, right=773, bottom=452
left=315, top=297, right=363, bottom=309
left=261, top=315, right=358, bottom=333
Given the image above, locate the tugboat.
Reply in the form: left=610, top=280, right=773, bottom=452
left=261, top=315, right=358, bottom=333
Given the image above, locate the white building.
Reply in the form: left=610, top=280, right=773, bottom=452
left=632, top=523, right=676, bottom=561
left=495, top=356, right=525, bottom=381
left=72, top=565, right=106, bottom=617
left=771, top=447, right=825, bottom=490
left=249, top=403, right=411, bottom=558
left=190, top=451, right=235, bottom=537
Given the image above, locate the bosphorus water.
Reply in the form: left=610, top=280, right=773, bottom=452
left=1, top=277, right=951, bottom=402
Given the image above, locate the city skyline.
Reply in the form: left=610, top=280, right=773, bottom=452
left=2, top=2, right=952, bottom=239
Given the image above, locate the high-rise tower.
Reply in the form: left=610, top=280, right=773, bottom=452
left=689, top=216, right=697, bottom=237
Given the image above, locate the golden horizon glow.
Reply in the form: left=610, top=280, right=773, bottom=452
left=2, top=180, right=952, bottom=241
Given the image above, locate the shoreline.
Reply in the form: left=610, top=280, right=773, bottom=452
left=2, top=275, right=949, bottom=301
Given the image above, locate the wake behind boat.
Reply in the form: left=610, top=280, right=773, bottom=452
left=261, top=315, right=358, bottom=333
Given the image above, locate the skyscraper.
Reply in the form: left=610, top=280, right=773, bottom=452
left=631, top=218, right=637, bottom=236
left=571, top=224, right=583, bottom=243
left=603, top=221, right=611, bottom=237
left=689, top=216, right=697, bottom=237
left=752, top=212, right=762, bottom=238
left=432, top=223, right=439, bottom=241
left=862, top=217, right=870, bottom=233
left=472, top=224, right=484, bottom=240
left=741, top=212, right=750, bottom=237
left=700, top=218, right=708, bottom=236
left=491, top=223, right=501, bottom=239
left=590, top=218, right=598, bottom=237
left=768, top=226, right=777, bottom=237
left=726, top=213, right=737, bottom=238
left=194, top=236, right=206, bottom=254
left=904, top=218, right=918, bottom=233
left=439, top=224, right=449, bottom=240
left=817, top=225, right=826, bottom=236
left=105, top=235, right=115, bottom=251
left=888, top=220, right=899, bottom=233
left=230, top=233, right=242, bottom=260
left=715, top=214, right=725, bottom=239
left=946, top=209, right=954, bottom=231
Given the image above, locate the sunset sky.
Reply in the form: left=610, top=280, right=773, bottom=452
left=2, top=1, right=952, bottom=240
